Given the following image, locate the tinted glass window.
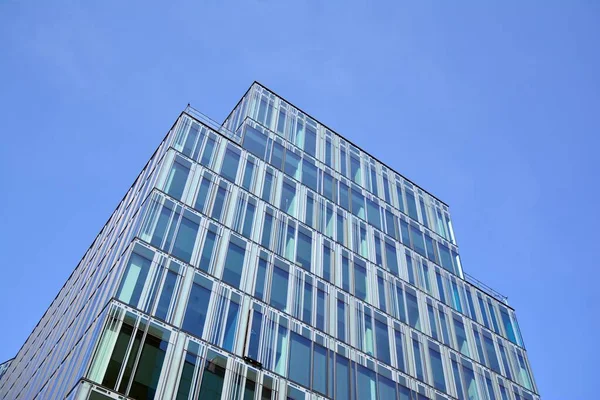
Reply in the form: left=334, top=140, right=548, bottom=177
left=222, top=239, right=246, bottom=288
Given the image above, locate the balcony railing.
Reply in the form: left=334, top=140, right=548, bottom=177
left=184, top=104, right=243, bottom=143
left=464, top=273, right=509, bottom=305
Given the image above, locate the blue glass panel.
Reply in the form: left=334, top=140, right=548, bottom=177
left=452, top=360, right=465, bottom=400
left=222, top=239, right=246, bottom=288
left=194, top=178, right=211, bottom=213
left=429, top=345, right=446, bottom=392
left=270, top=141, right=284, bottom=170
left=454, top=317, right=470, bottom=356
left=356, top=364, right=377, bottom=400
left=155, top=270, right=177, bottom=320
left=198, top=231, right=216, bottom=273
left=406, top=291, right=420, bottom=330
left=288, top=332, right=311, bottom=387
left=165, top=161, right=189, bottom=200
left=222, top=300, right=240, bottom=352
left=412, top=339, right=424, bottom=381
left=483, top=335, right=502, bottom=374
left=242, top=160, right=254, bottom=190
left=172, top=215, right=198, bottom=263
left=261, top=213, right=273, bottom=248
left=200, top=136, right=215, bottom=167
left=385, top=242, right=399, bottom=275
left=394, top=329, right=405, bottom=372
left=270, top=264, right=288, bottom=312
left=243, top=126, right=268, bottom=158
left=284, top=151, right=301, bottom=179
left=351, top=188, right=365, bottom=219
left=374, top=319, right=391, bottom=365
left=500, top=307, right=518, bottom=344
left=366, top=199, right=381, bottom=229
left=150, top=205, right=173, bottom=248
left=296, top=230, right=312, bottom=271
left=337, top=300, right=346, bottom=342
left=335, top=354, right=350, bottom=400
left=117, top=252, right=152, bottom=306
left=242, top=202, right=255, bottom=238
left=254, top=258, right=268, bottom=300
left=304, top=125, right=317, bottom=157
left=182, top=277, right=212, bottom=338
left=316, top=288, right=326, bottom=331
left=247, top=311, right=262, bottom=360
left=221, top=147, right=240, bottom=183
left=354, top=260, right=368, bottom=301
left=405, top=188, right=418, bottom=220
left=302, top=280, right=313, bottom=324
left=211, top=186, right=227, bottom=220
left=312, top=344, right=327, bottom=395
left=410, top=225, right=426, bottom=257
left=302, top=159, right=318, bottom=191
left=438, top=243, right=454, bottom=273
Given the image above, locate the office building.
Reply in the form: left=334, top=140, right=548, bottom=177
left=0, top=82, right=539, bottom=400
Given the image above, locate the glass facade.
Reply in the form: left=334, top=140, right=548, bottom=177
left=0, top=82, right=538, bottom=400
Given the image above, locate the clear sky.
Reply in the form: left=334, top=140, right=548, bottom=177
left=0, top=1, right=598, bottom=399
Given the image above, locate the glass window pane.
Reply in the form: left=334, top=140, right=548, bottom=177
left=270, top=263, right=289, bottom=312
left=351, top=188, right=365, bottom=219
left=312, top=343, right=327, bottom=395
left=302, top=159, right=318, bottom=191
left=194, top=177, right=211, bottom=213
left=356, top=364, right=377, bottom=400
left=412, top=339, right=425, bottom=381
left=280, top=181, right=297, bottom=216
left=454, top=317, right=470, bottom=356
left=268, top=140, right=283, bottom=170
left=375, top=319, right=391, bottom=365
left=129, top=326, right=168, bottom=399
left=198, top=352, right=226, bottom=399
left=165, top=161, right=189, bottom=200
left=484, top=335, right=501, bottom=373
left=261, top=213, right=273, bottom=249
left=222, top=299, right=240, bottom=352
left=198, top=231, right=216, bottom=273
left=410, top=225, right=426, bottom=257
left=354, top=260, right=368, bottom=301
left=394, top=329, right=406, bottom=372
left=182, top=277, right=212, bottom=338
left=335, top=354, right=350, bottom=400
left=366, top=199, right=381, bottom=229
left=350, top=155, right=361, bottom=184
left=117, top=252, right=152, bottom=306
left=221, top=146, right=240, bottom=183
left=385, top=242, right=399, bottom=275
left=222, top=239, right=246, bottom=288
left=242, top=159, right=255, bottom=191
left=288, top=332, right=311, bottom=387
left=405, top=188, right=418, bottom=220
left=406, top=291, right=420, bottom=330
left=172, top=215, right=198, bottom=263
left=255, top=258, right=268, bottom=300
left=304, top=125, right=317, bottom=157
left=378, top=374, right=396, bottom=400
left=296, top=230, right=312, bottom=271
left=211, top=186, right=227, bottom=220
left=243, top=126, right=268, bottom=158
left=155, top=270, right=177, bottom=320
left=429, top=345, right=446, bottom=392
left=284, top=150, right=301, bottom=180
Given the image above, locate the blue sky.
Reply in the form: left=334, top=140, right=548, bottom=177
left=0, top=1, right=598, bottom=398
